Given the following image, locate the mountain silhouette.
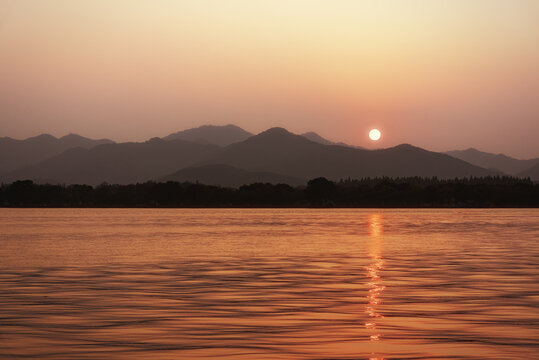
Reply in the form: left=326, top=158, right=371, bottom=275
left=0, top=133, right=113, bottom=174
left=201, top=127, right=495, bottom=180
left=445, top=148, right=539, bottom=175
left=163, top=124, right=253, bottom=146
left=301, top=131, right=363, bottom=149
left=2, top=138, right=219, bottom=185
left=2, top=126, right=503, bottom=185
left=518, top=162, right=539, bottom=180
left=160, top=164, right=305, bottom=187
left=301, top=131, right=335, bottom=145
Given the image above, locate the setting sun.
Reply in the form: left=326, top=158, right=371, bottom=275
left=369, top=129, right=381, bottom=141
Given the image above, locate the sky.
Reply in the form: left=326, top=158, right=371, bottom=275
left=0, top=0, right=538, bottom=158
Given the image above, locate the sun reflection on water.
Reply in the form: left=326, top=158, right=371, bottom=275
left=366, top=213, right=386, bottom=359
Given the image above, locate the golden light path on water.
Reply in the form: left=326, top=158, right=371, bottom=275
left=366, top=214, right=386, bottom=360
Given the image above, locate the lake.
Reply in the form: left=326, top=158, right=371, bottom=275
left=0, top=209, right=538, bottom=359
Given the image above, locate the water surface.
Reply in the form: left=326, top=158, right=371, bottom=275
left=0, top=209, right=538, bottom=359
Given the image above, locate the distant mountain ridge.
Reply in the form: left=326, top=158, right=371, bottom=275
left=2, top=138, right=219, bottom=185
left=445, top=148, right=539, bottom=175
left=3, top=126, right=533, bottom=186
left=301, top=131, right=363, bottom=149
left=163, top=124, right=253, bottom=146
left=518, top=162, right=539, bottom=180
left=200, top=127, right=495, bottom=180
left=163, top=124, right=363, bottom=148
left=0, top=133, right=113, bottom=174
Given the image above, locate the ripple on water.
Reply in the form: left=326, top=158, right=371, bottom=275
left=0, top=209, right=538, bottom=359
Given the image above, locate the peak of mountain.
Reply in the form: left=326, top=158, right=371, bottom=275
left=163, top=124, right=253, bottom=146
left=259, top=127, right=290, bottom=135
left=385, top=143, right=432, bottom=154
left=160, top=164, right=305, bottom=187
left=211, top=127, right=318, bottom=157
left=445, top=148, right=539, bottom=175
left=249, top=127, right=308, bottom=142
left=389, top=143, right=418, bottom=150
left=28, top=134, right=56, bottom=141
left=60, top=133, right=85, bottom=140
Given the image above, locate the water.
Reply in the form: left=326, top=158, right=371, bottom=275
left=0, top=209, right=538, bottom=359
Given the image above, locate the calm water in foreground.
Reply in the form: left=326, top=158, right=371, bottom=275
left=0, top=209, right=538, bottom=359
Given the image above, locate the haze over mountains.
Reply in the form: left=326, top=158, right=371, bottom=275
left=163, top=125, right=253, bottom=146
left=197, top=127, right=494, bottom=180
left=0, top=134, right=113, bottom=174
left=1, top=125, right=537, bottom=186
left=518, top=162, right=539, bottom=180
left=300, top=132, right=363, bottom=149
left=163, top=124, right=355, bottom=148
left=2, top=138, right=219, bottom=185
left=445, top=148, right=539, bottom=176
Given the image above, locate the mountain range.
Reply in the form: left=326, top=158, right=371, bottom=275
left=300, top=131, right=363, bottom=149
left=1, top=125, right=537, bottom=186
left=163, top=124, right=357, bottom=148
left=445, top=148, right=539, bottom=176
left=0, top=133, right=113, bottom=174
left=196, top=127, right=493, bottom=180
left=518, top=162, right=539, bottom=180
left=2, top=138, right=219, bottom=185
left=163, top=124, right=253, bottom=146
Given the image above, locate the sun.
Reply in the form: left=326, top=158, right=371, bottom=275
left=369, top=129, right=381, bottom=141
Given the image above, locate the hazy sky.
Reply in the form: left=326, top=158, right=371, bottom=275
left=1, top=1, right=538, bottom=157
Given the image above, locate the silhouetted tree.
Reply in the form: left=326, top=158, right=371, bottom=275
left=306, top=177, right=336, bottom=205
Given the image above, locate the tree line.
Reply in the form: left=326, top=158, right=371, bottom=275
left=1, top=176, right=537, bottom=207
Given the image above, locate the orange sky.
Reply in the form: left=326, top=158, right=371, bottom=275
left=0, top=0, right=538, bottom=157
